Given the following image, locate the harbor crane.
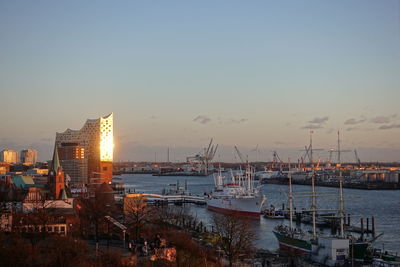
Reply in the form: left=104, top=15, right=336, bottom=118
left=250, top=144, right=260, bottom=162
left=234, top=146, right=247, bottom=164
left=186, top=138, right=218, bottom=175
left=272, top=150, right=284, bottom=171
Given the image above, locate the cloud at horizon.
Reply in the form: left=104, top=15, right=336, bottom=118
left=344, top=117, right=367, bottom=125
left=379, top=124, right=400, bottom=130
left=309, top=116, right=329, bottom=124
left=193, top=115, right=212, bottom=125
left=301, top=116, right=329, bottom=129
left=371, top=116, right=392, bottom=124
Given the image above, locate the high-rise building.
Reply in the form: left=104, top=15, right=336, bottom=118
left=55, top=113, right=113, bottom=186
left=20, top=149, right=38, bottom=165
left=0, top=150, right=19, bottom=164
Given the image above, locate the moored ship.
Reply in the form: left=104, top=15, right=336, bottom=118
left=273, top=225, right=312, bottom=253
left=206, top=166, right=266, bottom=216
left=274, top=132, right=372, bottom=264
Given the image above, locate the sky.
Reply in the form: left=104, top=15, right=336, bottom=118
left=0, top=0, right=399, bottom=162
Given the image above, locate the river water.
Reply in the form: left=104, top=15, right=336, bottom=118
left=120, top=173, right=400, bottom=253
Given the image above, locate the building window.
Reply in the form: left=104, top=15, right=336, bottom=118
left=61, top=226, right=65, bottom=233
left=54, top=226, right=59, bottom=233
left=103, top=167, right=107, bottom=171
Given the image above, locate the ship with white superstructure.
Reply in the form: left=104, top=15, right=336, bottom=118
left=206, top=166, right=266, bottom=216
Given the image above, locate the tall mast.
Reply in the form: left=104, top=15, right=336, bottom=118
left=216, top=163, right=222, bottom=188
left=310, top=131, right=314, bottom=165
left=310, top=131, right=317, bottom=238
left=338, top=131, right=345, bottom=238
left=288, top=158, right=293, bottom=230
left=311, top=168, right=317, bottom=238
left=247, top=164, right=251, bottom=192
left=337, top=131, right=341, bottom=164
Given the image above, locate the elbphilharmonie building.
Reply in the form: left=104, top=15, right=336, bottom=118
left=55, top=113, right=113, bottom=186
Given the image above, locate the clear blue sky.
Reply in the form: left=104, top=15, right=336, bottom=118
left=1, top=0, right=399, bottom=162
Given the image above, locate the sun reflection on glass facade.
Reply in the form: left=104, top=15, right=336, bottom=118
left=100, top=114, right=113, bottom=162
left=55, top=113, right=114, bottom=185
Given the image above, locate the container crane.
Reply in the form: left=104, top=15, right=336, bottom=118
left=186, top=138, right=218, bottom=175
left=234, top=146, right=246, bottom=164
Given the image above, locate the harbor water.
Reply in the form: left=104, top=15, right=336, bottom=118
left=121, top=173, right=400, bottom=253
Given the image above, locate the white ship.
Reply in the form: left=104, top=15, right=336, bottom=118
left=206, top=166, right=266, bottom=216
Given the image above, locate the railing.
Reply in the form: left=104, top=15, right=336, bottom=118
left=125, top=193, right=206, bottom=204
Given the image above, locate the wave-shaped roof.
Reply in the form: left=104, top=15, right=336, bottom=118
left=57, top=113, right=113, bottom=134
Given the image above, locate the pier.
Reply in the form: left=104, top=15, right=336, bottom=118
left=344, top=216, right=376, bottom=235
left=272, top=208, right=377, bottom=235
left=124, top=193, right=207, bottom=205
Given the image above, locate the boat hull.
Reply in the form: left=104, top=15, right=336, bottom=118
left=350, top=242, right=369, bottom=260
left=273, top=231, right=311, bottom=255
left=206, top=196, right=263, bottom=217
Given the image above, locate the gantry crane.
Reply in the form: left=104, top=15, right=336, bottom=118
left=186, top=138, right=218, bottom=175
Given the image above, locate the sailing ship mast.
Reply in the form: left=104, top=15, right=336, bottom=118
left=310, top=131, right=317, bottom=238
left=338, top=131, right=345, bottom=238
left=288, top=158, right=294, bottom=230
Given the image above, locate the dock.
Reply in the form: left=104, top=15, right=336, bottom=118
left=267, top=206, right=377, bottom=235
left=344, top=216, right=376, bottom=235
left=124, top=193, right=207, bottom=205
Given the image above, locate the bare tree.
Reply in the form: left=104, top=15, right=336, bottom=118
left=36, top=235, right=89, bottom=267
left=0, top=234, right=90, bottom=267
left=79, top=194, right=113, bottom=244
left=30, top=199, right=59, bottom=239
left=0, top=232, right=36, bottom=267
left=0, top=189, right=10, bottom=233
left=20, top=191, right=58, bottom=240
left=152, top=205, right=196, bottom=231
left=0, top=181, right=22, bottom=233
left=212, top=212, right=256, bottom=267
left=124, top=194, right=153, bottom=239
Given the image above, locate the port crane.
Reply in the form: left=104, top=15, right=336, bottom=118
left=250, top=144, right=260, bottom=162
left=234, top=146, right=247, bottom=164
left=272, top=151, right=284, bottom=171
left=235, top=145, right=264, bottom=163
left=186, top=139, right=218, bottom=175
